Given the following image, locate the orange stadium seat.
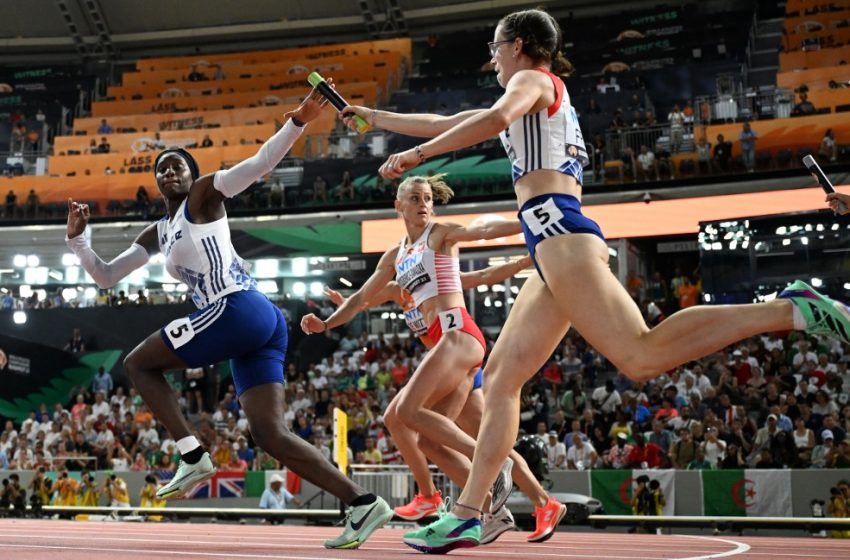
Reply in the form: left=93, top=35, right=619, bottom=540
left=705, top=113, right=850, bottom=158
left=134, top=38, right=412, bottom=72
left=779, top=45, right=850, bottom=72
left=91, top=81, right=380, bottom=118
left=784, top=8, right=850, bottom=33
left=53, top=123, right=276, bottom=155
left=777, top=64, right=850, bottom=91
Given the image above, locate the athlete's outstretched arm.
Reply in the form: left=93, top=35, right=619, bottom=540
left=340, top=106, right=485, bottom=139
left=301, top=247, right=398, bottom=334
left=65, top=199, right=156, bottom=289
left=324, top=281, right=405, bottom=311
left=459, top=255, right=532, bottom=288
left=441, top=218, right=523, bottom=243
left=378, top=70, right=549, bottom=179
left=186, top=87, right=329, bottom=215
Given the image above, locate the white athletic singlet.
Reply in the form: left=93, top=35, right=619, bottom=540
left=394, top=222, right=462, bottom=307
left=157, top=199, right=256, bottom=309
left=498, top=67, right=588, bottom=183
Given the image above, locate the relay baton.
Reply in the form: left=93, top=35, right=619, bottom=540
left=803, top=154, right=848, bottom=214
left=307, top=72, right=370, bottom=133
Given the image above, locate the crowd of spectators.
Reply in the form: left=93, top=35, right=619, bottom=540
left=1, top=267, right=849, bottom=483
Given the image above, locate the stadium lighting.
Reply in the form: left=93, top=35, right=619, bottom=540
left=292, top=282, right=306, bottom=296
left=339, top=278, right=352, bottom=287
left=61, top=253, right=80, bottom=266
left=84, top=287, right=97, bottom=299
left=309, top=282, right=323, bottom=297
left=13, top=254, right=26, bottom=268
left=257, top=280, right=279, bottom=294
left=26, top=255, right=39, bottom=267
left=381, top=312, right=389, bottom=319
left=811, top=278, right=823, bottom=288
left=292, top=258, right=308, bottom=277
left=12, top=311, right=26, bottom=325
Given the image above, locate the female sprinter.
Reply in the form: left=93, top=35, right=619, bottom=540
left=65, top=88, right=392, bottom=550
left=300, top=174, right=522, bottom=524
left=324, top=255, right=566, bottom=543
left=343, top=8, right=850, bottom=552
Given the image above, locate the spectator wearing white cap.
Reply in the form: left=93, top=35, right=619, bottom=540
left=259, top=473, right=303, bottom=522
left=547, top=431, right=567, bottom=469
left=811, top=430, right=837, bottom=468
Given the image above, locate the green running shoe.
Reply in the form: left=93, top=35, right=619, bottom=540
left=778, top=280, right=850, bottom=344
left=156, top=452, right=215, bottom=500
left=324, top=496, right=394, bottom=549
left=403, top=510, right=481, bottom=554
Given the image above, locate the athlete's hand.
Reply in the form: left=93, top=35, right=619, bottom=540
left=379, top=149, right=420, bottom=179
left=66, top=198, right=90, bottom=239
left=323, top=286, right=345, bottom=306
left=300, top=313, right=326, bottom=334
left=340, top=105, right=373, bottom=131
left=518, top=254, right=533, bottom=270
left=826, top=192, right=850, bottom=215
left=286, top=80, right=331, bottom=125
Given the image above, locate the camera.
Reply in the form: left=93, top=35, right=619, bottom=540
left=145, top=475, right=156, bottom=484
left=643, top=192, right=651, bottom=204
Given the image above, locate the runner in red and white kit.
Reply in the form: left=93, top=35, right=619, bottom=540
left=301, top=174, right=521, bottom=519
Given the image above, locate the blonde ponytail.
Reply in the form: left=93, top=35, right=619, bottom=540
left=397, top=173, right=455, bottom=204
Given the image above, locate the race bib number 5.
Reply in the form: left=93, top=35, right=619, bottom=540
left=520, top=197, right=565, bottom=236
left=164, top=317, right=195, bottom=349
left=438, top=308, right=464, bottom=333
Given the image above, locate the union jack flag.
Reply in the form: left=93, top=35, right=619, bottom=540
left=214, top=472, right=245, bottom=498
left=184, top=479, right=211, bottom=499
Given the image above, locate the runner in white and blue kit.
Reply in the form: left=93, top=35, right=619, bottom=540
left=65, top=87, right=392, bottom=550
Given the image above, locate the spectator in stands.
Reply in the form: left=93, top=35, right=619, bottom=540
left=713, top=134, right=733, bottom=172
left=64, top=327, right=85, bottom=353
left=337, top=170, right=355, bottom=201
left=654, top=140, right=674, bottom=180
left=10, top=123, right=25, bottom=153
left=668, top=105, right=686, bottom=153
left=606, top=432, right=633, bottom=469
left=26, top=189, right=39, bottom=218
left=686, top=447, right=714, bottom=470
left=97, top=119, right=113, bottom=134
left=91, top=366, right=114, bottom=395
left=677, top=276, right=700, bottom=309
left=187, top=66, right=207, bottom=82
left=819, top=129, right=838, bottom=163
left=259, top=473, right=302, bottom=516
left=739, top=122, right=757, bottom=173
left=268, top=177, right=284, bottom=208
left=586, top=98, right=601, bottom=114
left=566, top=433, right=596, bottom=470
left=97, top=137, right=111, bottom=154
left=792, top=92, right=816, bottom=116
left=201, top=134, right=214, bottom=148
left=636, top=145, right=657, bottom=182
left=312, top=175, right=328, bottom=203
left=4, top=190, right=16, bottom=219
left=546, top=431, right=566, bottom=469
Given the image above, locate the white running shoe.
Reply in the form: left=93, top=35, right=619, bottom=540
left=489, top=457, right=514, bottom=514
left=481, top=506, right=516, bottom=545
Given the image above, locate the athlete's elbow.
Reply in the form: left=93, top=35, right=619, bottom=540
left=488, top=110, right=512, bottom=132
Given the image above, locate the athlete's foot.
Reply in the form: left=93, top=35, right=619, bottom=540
left=527, top=497, right=567, bottom=543
left=394, top=490, right=443, bottom=520
left=324, top=496, right=394, bottom=549
left=156, top=452, right=215, bottom=499
left=403, top=508, right=481, bottom=554
left=489, top=457, right=514, bottom=514
left=778, top=280, right=850, bottom=344
left=481, top=506, right=515, bottom=545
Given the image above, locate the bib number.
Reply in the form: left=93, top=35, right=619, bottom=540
left=521, top=198, right=565, bottom=236
left=439, top=309, right=464, bottom=333
left=164, top=317, right=195, bottom=349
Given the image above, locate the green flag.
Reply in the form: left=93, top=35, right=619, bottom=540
left=703, top=469, right=791, bottom=516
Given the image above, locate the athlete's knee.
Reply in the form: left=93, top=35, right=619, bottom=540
left=395, top=395, right=425, bottom=427
left=248, top=423, right=288, bottom=451
left=617, top=354, right=662, bottom=382
left=123, top=349, right=142, bottom=378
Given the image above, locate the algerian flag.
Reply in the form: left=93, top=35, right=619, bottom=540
left=702, top=469, right=791, bottom=516
left=591, top=469, right=676, bottom=515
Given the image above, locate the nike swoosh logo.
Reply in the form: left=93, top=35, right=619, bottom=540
left=350, top=504, right=378, bottom=531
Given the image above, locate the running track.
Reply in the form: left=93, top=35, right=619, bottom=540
left=0, top=519, right=848, bottom=559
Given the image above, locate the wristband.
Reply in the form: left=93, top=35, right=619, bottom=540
left=414, top=145, right=427, bottom=163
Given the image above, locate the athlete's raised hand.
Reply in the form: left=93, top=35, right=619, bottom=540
left=284, top=79, right=332, bottom=125
left=66, top=198, right=90, bottom=239
left=826, top=192, right=850, bottom=215
left=340, top=105, right=373, bottom=132
left=323, top=286, right=345, bottom=306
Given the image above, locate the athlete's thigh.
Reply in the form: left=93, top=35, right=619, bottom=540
left=455, top=389, right=484, bottom=437
left=430, top=374, right=474, bottom=421
left=239, top=382, right=285, bottom=426
left=402, top=334, right=481, bottom=409
left=484, top=274, right=572, bottom=393
left=534, top=234, right=648, bottom=365
left=125, top=329, right=188, bottom=372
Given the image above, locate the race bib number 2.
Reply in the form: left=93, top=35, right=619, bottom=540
left=439, top=308, right=464, bottom=333
left=520, top=197, right=565, bottom=236
left=164, top=317, right=195, bottom=349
